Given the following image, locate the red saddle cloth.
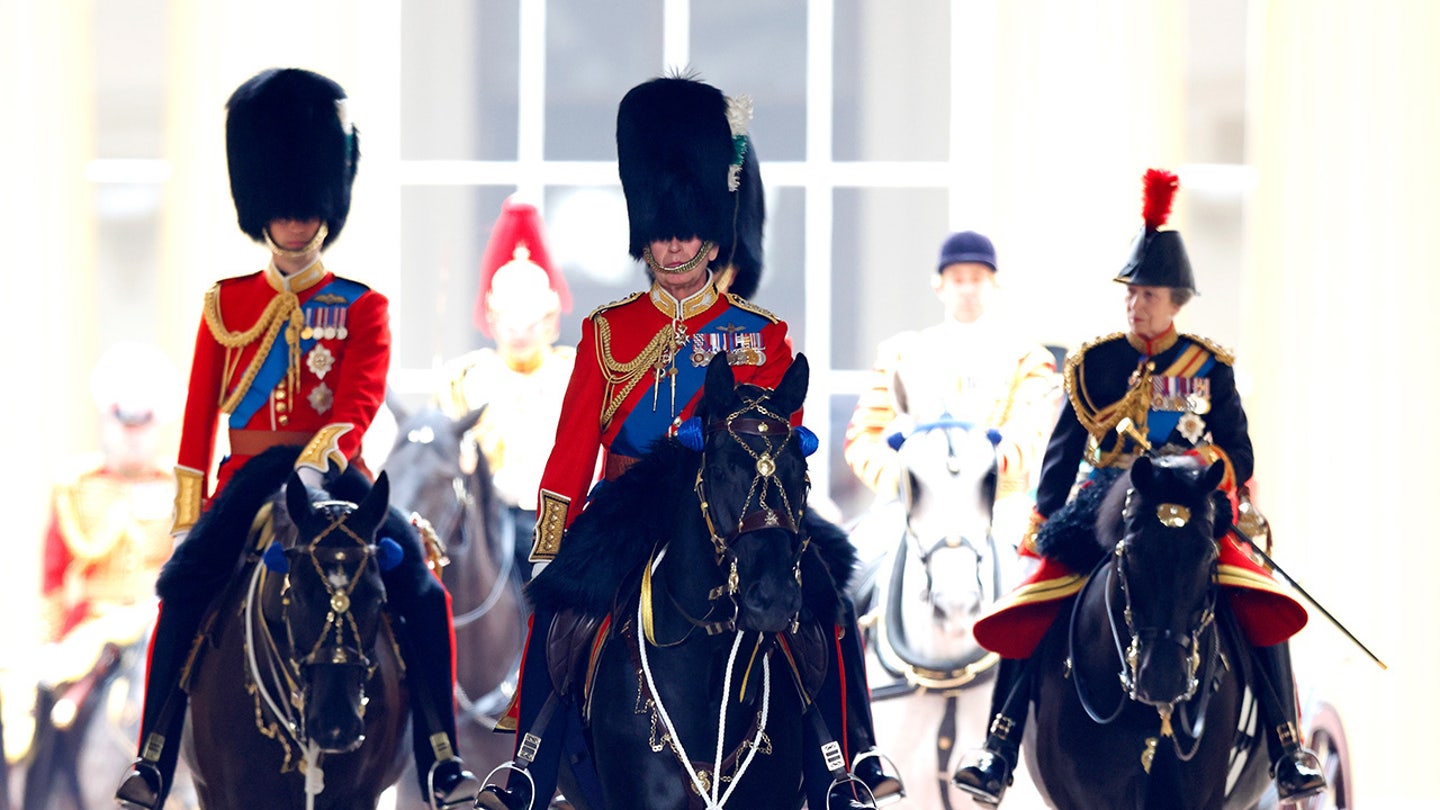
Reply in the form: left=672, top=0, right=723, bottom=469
left=972, top=532, right=1308, bottom=659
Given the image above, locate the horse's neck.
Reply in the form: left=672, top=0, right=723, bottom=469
left=650, top=531, right=726, bottom=643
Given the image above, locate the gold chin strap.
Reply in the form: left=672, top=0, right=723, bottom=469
left=264, top=222, right=329, bottom=259
left=642, top=241, right=715, bottom=276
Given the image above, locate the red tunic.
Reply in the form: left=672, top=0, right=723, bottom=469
left=175, top=261, right=389, bottom=527
left=530, top=278, right=793, bottom=560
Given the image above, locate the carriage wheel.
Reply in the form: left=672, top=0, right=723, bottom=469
left=1297, top=701, right=1353, bottom=810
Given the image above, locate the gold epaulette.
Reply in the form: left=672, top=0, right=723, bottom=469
left=722, top=292, right=780, bottom=324
left=1181, top=333, right=1236, bottom=366
left=587, top=291, right=645, bottom=321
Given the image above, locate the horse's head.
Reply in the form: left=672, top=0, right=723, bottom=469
left=1115, top=455, right=1226, bottom=709
left=691, top=353, right=811, bottom=634
left=895, top=421, right=1000, bottom=629
left=383, top=406, right=486, bottom=556
left=278, top=471, right=397, bottom=753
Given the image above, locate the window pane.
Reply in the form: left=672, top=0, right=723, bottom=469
left=95, top=186, right=163, bottom=345
left=397, top=185, right=515, bottom=369
left=833, top=0, right=950, bottom=161
left=546, top=0, right=660, bottom=160
left=691, top=0, right=807, bottom=161
left=93, top=0, right=166, bottom=158
left=543, top=184, right=635, bottom=348
left=831, top=187, right=949, bottom=370
left=402, top=0, right=520, bottom=160
left=755, top=186, right=806, bottom=351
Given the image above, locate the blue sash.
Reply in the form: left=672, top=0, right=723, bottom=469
left=610, top=307, right=774, bottom=458
left=229, top=278, right=367, bottom=428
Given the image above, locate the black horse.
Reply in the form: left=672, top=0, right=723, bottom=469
left=381, top=403, right=527, bottom=807
left=527, top=354, right=856, bottom=810
left=1027, top=455, right=1272, bottom=810
left=176, top=449, right=410, bottom=809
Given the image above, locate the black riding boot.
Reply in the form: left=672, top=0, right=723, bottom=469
left=393, top=596, right=480, bottom=808
left=114, top=600, right=199, bottom=810
left=476, top=609, right=559, bottom=810
left=1253, top=642, right=1326, bottom=802
left=836, top=603, right=905, bottom=807
left=952, top=656, right=1029, bottom=806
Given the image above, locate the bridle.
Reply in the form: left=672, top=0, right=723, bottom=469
left=1069, top=487, right=1222, bottom=760
left=245, top=499, right=392, bottom=797
left=686, top=391, right=810, bottom=637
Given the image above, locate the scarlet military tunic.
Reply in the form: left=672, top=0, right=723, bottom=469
left=174, top=261, right=389, bottom=530
left=531, top=276, right=792, bottom=560
left=973, top=325, right=1306, bottom=657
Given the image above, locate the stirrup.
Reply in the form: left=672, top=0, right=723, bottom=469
left=428, top=757, right=482, bottom=809
left=114, top=759, right=166, bottom=810
left=826, top=772, right=878, bottom=809
left=475, top=761, right=536, bottom=810
left=852, top=749, right=906, bottom=806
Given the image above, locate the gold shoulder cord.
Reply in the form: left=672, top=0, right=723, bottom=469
left=722, top=292, right=780, bottom=324
left=1065, top=334, right=1152, bottom=468
left=203, top=284, right=304, bottom=415
left=594, top=314, right=675, bottom=432
left=1181, top=333, right=1236, bottom=366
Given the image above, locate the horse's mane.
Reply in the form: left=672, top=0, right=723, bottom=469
left=1034, top=459, right=1236, bottom=574
left=527, top=437, right=856, bottom=624
left=157, top=446, right=415, bottom=605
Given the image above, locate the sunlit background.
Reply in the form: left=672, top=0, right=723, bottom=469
left=1, top=0, right=1436, bottom=806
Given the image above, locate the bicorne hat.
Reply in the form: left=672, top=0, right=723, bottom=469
left=1114, top=168, right=1196, bottom=293
left=226, top=68, right=358, bottom=249
left=616, top=75, right=765, bottom=299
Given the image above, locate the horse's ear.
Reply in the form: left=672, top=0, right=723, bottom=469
left=353, top=471, right=391, bottom=530
left=385, top=387, right=410, bottom=427
left=454, top=404, right=487, bottom=439
left=770, top=354, right=810, bottom=417
left=1200, top=458, right=1227, bottom=494
left=704, top=352, right=737, bottom=415
left=286, top=471, right=314, bottom=522
left=1130, top=455, right=1155, bottom=494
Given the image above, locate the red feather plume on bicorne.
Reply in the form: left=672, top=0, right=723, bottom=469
left=1142, top=168, right=1179, bottom=231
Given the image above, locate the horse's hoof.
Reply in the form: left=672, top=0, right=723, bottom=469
left=1275, top=746, right=1328, bottom=801
left=114, top=759, right=165, bottom=810
left=474, top=782, right=533, bottom=810
left=430, top=758, right=482, bottom=809
left=951, top=748, right=1013, bottom=806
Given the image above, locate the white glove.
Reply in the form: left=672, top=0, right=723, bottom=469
left=296, top=464, right=326, bottom=491
left=530, top=559, right=550, bottom=579
left=171, top=530, right=189, bottom=550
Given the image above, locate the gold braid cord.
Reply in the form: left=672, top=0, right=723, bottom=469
left=1065, top=334, right=1154, bottom=468
left=203, top=284, right=304, bottom=415
left=594, top=314, right=675, bottom=432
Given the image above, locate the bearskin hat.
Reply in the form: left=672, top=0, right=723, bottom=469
left=474, top=196, right=572, bottom=335
left=1114, top=168, right=1196, bottom=293
left=225, top=68, right=358, bottom=248
left=616, top=75, right=765, bottom=298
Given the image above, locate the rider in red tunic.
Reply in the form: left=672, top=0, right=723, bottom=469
left=114, top=68, right=479, bottom=810
left=952, top=170, right=1326, bottom=806
left=477, top=76, right=902, bottom=810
